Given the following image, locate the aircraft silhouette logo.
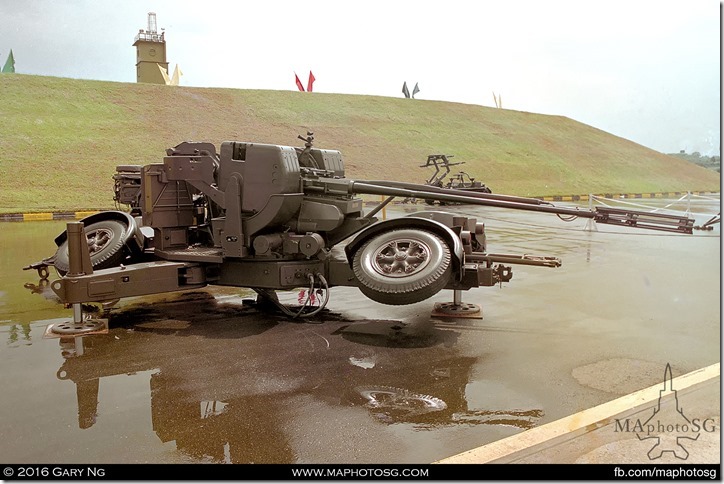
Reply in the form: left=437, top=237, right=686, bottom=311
left=636, top=364, right=700, bottom=460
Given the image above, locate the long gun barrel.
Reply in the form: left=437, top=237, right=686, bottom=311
left=304, top=177, right=695, bottom=234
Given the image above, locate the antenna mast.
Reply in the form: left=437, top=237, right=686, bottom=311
left=147, top=12, right=158, bottom=34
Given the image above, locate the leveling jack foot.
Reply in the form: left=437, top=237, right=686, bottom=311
left=431, top=290, right=483, bottom=319
left=50, top=319, right=107, bottom=335
left=47, top=302, right=108, bottom=337
left=432, top=301, right=482, bottom=319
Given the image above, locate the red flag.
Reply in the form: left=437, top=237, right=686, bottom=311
left=307, top=71, right=315, bottom=92
left=294, top=72, right=305, bottom=91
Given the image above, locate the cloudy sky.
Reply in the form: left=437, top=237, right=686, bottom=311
left=0, top=0, right=719, bottom=155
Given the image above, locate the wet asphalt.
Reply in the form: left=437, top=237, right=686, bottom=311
left=0, top=199, right=719, bottom=464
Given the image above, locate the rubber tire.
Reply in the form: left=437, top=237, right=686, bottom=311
left=352, top=228, right=452, bottom=305
left=54, top=219, right=128, bottom=275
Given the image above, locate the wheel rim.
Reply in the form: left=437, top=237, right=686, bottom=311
left=369, top=238, right=432, bottom=278
left=86, top=228, right=114, bottom=256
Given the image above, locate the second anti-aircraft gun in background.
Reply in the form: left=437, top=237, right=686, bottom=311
left=419, top=154, right=492, bottom=205
left=25, top=133, right=696, bottom=320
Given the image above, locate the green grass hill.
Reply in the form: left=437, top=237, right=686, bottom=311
left=0, top=74, right=719, bottom=214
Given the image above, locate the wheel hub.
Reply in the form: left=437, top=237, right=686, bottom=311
left=87, top=228, right=113, bottom=255
left=372, top=239, right=431, bottom=278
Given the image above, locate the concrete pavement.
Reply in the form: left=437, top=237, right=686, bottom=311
left=435, top=363, right=720, bottom=464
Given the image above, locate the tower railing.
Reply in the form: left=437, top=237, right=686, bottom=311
left=134, top=31, right=165, bottom=43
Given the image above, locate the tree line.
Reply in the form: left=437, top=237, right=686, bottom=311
left=669, top=151, right=720, bottom=173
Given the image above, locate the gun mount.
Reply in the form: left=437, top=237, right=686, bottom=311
left=417, top=154, right=492, bottom=205
left=24, top=134, right=696, bottom=323
left=422, top=154, right=465, bottom=188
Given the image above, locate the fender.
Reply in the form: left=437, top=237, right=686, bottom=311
left=344, top=216, right=464, bottom=276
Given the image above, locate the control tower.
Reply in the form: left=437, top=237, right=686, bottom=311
left=133, top=12, right=168, bottom=84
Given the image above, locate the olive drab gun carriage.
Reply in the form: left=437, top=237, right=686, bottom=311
left=24, top=133, right=696, bottom=327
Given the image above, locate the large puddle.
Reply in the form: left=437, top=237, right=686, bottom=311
left=0, top=199, right=719, bottom=463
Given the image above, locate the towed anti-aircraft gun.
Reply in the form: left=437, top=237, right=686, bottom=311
left=25, top=133, right=695, bottom=326
left=416, top=154, right=492, bottom=205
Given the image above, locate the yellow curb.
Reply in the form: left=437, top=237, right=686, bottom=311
left=6, top=211, right=100, bottom=222
left=434, top=362, right=720, bottom=464
left=22, top=212, right=54, bottom=221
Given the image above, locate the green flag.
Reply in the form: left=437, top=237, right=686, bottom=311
left=2, top=49, right=15, bottom=73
